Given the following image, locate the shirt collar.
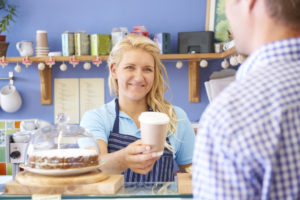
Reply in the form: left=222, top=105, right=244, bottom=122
left=236, top=37, right=300, bottom=81
left=111, top=98, right=153, bottom=119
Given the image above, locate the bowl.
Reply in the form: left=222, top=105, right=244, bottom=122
left=12, top=132, right=31, bottom=143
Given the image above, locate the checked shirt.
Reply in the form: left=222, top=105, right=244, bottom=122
left=193, top=37, right=300, bottom=200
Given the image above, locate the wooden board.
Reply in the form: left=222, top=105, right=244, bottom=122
left=177, top=173, right=192, bottom=194
left=16, top=170, right=109, bottom=186
left=5, top=171, right=124, bottom=195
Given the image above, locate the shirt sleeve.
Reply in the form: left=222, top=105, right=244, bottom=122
left=80, top=108, right=110, bottom=143
left=172, top=107, right=195, bottom=165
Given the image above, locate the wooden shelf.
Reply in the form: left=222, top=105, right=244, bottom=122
left=3, top=47, right=236, bottom=104
left=4, top=47, right=236, bottom=62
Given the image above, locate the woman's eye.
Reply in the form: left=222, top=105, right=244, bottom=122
left=125, top=65, right=134, bottom=70
left=144, top=67, right=153, bottom=72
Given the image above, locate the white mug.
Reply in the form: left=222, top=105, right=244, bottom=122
left=16, top=41, right=34, bottom=57
left=0, top=85, right=22, bottom=113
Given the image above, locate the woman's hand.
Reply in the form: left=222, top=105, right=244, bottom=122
left=122, top=139, right=162, bottom=174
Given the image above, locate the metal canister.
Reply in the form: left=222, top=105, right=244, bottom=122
left=61, top=31, right=74, bottom=56
left=74, top=31, right=90, bottom=56
left=90, top=34, right=100, bottom=56
left=99, top=34, right=111, bottom=55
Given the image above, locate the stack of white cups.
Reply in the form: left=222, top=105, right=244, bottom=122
left=35, top=30, right=49, bottom=57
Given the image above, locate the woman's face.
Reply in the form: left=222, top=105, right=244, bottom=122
left=111, top=48, right=155, bottom=102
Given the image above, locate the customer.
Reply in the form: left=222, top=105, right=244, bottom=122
left=81, top=34, right=195, bottom=182
left=193, top=0, right=300, bottom=199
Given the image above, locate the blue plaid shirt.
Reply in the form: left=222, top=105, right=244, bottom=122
left=193, top=37, right=300, bottom=200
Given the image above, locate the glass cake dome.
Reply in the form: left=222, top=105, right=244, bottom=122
left=24, top=113, right=101, bottom=175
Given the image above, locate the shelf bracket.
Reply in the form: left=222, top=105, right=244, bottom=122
left=39, top=65, right=52, bottom=105
left=188, top=60, right=200, bottom=102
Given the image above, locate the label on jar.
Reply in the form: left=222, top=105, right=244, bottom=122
left=90, top=34, right=100, bottom=56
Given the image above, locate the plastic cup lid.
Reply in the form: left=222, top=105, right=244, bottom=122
left=36, top=30, right=47, bottom=33
left=138, top=112, right=170, bottom=125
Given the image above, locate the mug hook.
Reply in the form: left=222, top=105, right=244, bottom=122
left=8, top=71, right=14, bottom=89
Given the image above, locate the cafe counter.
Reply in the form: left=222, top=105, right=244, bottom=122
left=0, top=175, right=193, bottom=199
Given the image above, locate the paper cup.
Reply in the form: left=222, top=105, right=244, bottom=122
left=35, top=30, right=49, bottom=49
left=139, top=112, right=170, bottom=153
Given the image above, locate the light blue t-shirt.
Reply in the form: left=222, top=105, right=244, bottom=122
left=80, top=99, right=195, bottom=165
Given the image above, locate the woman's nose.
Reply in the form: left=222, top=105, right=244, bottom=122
left=133, top=70, right=144, bottom=80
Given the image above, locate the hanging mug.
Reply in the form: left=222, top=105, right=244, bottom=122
left=0, top=85, right=22, bottom=113
left=16, top=41, right=34, bottom=57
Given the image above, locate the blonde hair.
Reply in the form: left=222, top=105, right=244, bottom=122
left=107, top=34, right=177, bottom=150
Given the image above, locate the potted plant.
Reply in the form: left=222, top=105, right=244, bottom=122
left=0, top=0, right=16, bottom=56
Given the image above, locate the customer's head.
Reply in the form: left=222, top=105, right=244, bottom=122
left=264, top=0, right=300, bottom=30
left=225, top=0, right=300, bottom=55
left=107, top=34, right=169, bottom=104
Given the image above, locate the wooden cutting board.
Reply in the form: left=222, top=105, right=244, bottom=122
left=16, top=170, right=109, bottom=186
left=5, top=171, right=124, bottom=195
left=177, top=173, right=192, bottom=194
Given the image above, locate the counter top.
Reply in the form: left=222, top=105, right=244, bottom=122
left=0, top=175, right=192, bottom=199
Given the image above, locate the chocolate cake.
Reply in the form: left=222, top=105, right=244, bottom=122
left=27, top=149, right=99, bottom=169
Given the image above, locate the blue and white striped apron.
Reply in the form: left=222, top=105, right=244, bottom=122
left=108, top=99, right=174, bottom=182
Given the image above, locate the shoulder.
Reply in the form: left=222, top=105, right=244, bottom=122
left=81, top=99, right=116, bottom=126
left=171, top=105, right=194, bottom=137
left=80, top=99, right=116, bottom=142
left=172, top=106, right=188, bottom=119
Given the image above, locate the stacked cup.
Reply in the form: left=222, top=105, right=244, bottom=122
left=35, top=30, right=49, bottom=57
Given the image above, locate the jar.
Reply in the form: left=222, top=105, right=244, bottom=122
left=61, top=31, right=74, bottom=56
left=74, top=31, right=90, bottom=56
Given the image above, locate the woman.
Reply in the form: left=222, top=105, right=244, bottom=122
left=80, top=34, right=195, bottom=182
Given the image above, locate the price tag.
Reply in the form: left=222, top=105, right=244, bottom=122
left=32, top=194, right=61, bottom=200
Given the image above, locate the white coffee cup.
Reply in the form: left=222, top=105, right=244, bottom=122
left=0, top=85, right=22, bottom=113
left=139, top=112, right=170, bottom=153
left=16, top=41, right=34, bottom=57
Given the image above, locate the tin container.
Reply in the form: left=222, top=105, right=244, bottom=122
left=61, top=31, right=74, bottom=56
left=111, top=27, right=128, bottom=48
left=90, top=34, right=100, bottom=56
left=99, top=34, right=111, bottom=55
left=74, top=31, right=90, bottom=56
left=152, top=33, right=171, bottom=54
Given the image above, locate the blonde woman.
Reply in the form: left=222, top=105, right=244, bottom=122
left=81, top=34, right=195, bottom=182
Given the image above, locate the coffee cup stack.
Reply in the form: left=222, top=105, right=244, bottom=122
left=35, top=30, right=49, bottom=57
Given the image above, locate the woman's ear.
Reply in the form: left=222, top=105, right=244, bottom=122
left=110, top=63, right=118, bottom=78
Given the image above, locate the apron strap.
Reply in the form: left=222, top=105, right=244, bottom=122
left=112, top=98, right=120, bottom=133
left=112, top=98, right=152, bottom=133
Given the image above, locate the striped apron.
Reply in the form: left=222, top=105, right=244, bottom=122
left=108, top=99, right=174, bottom=182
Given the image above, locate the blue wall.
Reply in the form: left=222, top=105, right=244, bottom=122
left=0, top=0, right=227, bottom=123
